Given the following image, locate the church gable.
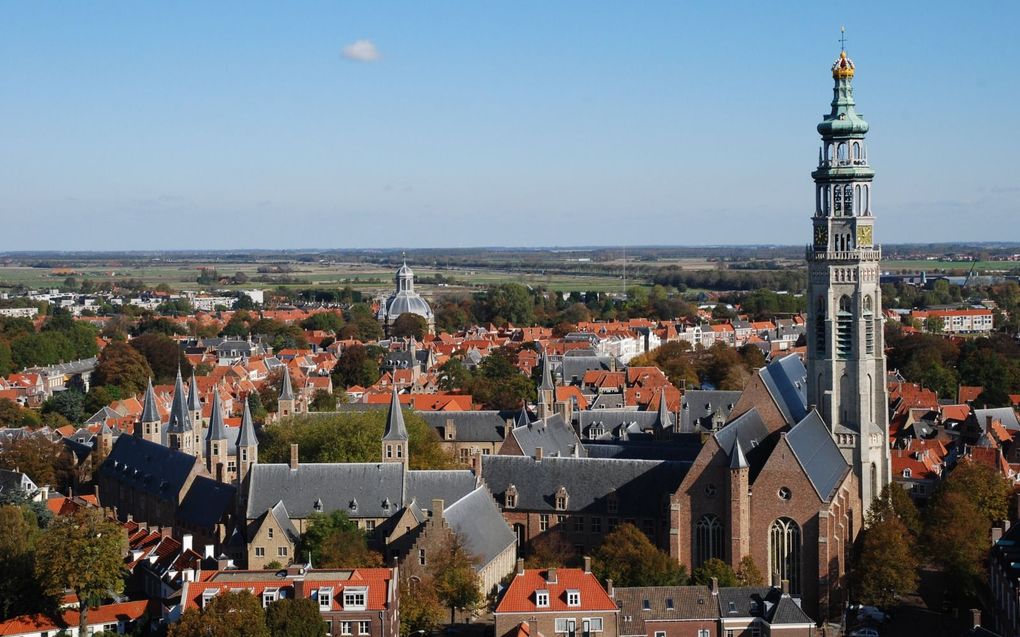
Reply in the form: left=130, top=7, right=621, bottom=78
left=728, top=372, right=788, bottom=435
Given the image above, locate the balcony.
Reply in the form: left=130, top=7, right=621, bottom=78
left=805, top=246, right=882, bottom=262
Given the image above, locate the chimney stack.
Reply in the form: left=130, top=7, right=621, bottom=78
left=781, top=579, right=790, bottom=595
left=606, top=578, right=614, bottom=598
left=535, top=447, right=543, bottom=462
left=516, top=558, right=524, bottom=576
left=432, top=499, right=445, bottom=520
left=546, top=568, right=557, bottom=584
left=970, top=608, right=982, bottom=629
left=710, top=577, right=719, bottom=595
left=583, top=556, right=591, bottom=574
left=290, top=444, right=299, bottom=470
left=182, top=534, right=193, bottom=553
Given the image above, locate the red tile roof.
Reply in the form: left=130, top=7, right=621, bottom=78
left=495, top=568, right=616, bottom=614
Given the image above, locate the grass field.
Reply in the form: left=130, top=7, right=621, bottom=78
left=882, top=259, right=1020, bottom=273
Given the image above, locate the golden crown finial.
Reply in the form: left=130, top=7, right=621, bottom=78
left=832, top=28, right=854, bottom=79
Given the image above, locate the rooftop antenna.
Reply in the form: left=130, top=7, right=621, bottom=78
left=839, top=26, right=847, bottom=52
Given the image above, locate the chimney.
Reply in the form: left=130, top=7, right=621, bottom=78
left=781, top=579, right=790, bottom=595
left=445, top=418, right=456, bottom=441
left=583, top=556, right=591, bottom=574
left=546, top=568, right=557, bottom=584
left=182, top=534, right=193, bottom=553
left=432, top=499, right=445, bottom=520
left=606, top=578, right=614, bottom=598
left=710, top=577, right=719, bottom=595
left=290, top=444, right=299, bottom=470
left=992, top=527, right=1004, bottom=543
left=516, top=558, right=525, bottom=576
left=970, top=609, right=982, bottom=629
left=204, top=544, right=215, bottom=559
left=535, top=447, right=543, bottom=462
left=987, top=415, right=994, bottom=431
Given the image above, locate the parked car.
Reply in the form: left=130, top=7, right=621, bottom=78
left=853, top=605, right=890, bottom=624
left=850, top=628, right=880, bottom=637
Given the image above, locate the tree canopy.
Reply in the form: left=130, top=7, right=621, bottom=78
left=170, top=590, right=270, bottom=637
left=301, top=510, right=382, bottom=569
left=429, top=532, right=481, bottom=623
left=592, top=523, right=687, bottom=587
left=264, top=597, right=326, bottom=637
left=92, top=341, right=153, bottom=395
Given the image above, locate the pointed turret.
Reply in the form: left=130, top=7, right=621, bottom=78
left=539, top=349, right=555, bottom=391
left=236, top=396, right=259, bottom=485
left=515, top=409, right=530, bottom=430
left=137, top=378, right=161, bottom=444
left=730, top=436, right=749, bottom=470
left=654, top=391, right=674, bottom=440
left=382, top=387, right=408, bottom=466
left=278, top=366, right=297, bottom=417
left=206, top=387, right=227, bottom=442
left=537, top=349, right=555, bottom=420
left=187, top=371, right=203, bottom=414
left=166, top=369, right=195, bottom=455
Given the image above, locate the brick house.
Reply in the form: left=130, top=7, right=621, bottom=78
left=494, top=560, right=619, bottom=637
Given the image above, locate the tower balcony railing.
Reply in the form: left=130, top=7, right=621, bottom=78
left=805, top=246, right=882, bottom=262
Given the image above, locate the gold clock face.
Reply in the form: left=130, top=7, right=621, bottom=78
left=856, top=224, right=873, bottom=247
left=814, top=225, right=828, bottom=248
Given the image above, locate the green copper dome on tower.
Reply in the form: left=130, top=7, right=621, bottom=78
left=817, top=50, right=869, bottom=138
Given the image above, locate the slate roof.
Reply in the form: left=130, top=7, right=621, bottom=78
left=559, top=355, right=615, bottom=385
left=444, top=485, right=516, bottom=567
left=383, top=387, right=408, bottom=441
left=205, top=388, right=228, bottom=442
left=583, top=438, right=702, bottom=462
left=786, top=410, right=850, bottom=501
left=578, top=409, right=661, bottom=439
left=405, top=470, right=476, bottom=512
left=418, top=411, right=507, bottom=443
left=178, top=475, right=236, bottom=528
left=236, top=399, right=258, bottom=447
left=279, top=366, right=295, bottom=401
left=758, top=354, right=808, bottom=425
left=974, top=407, right=1020, bottom=432
left=165, top=370, right=193, bottom=434
left=539, top=350, right=555, bottom=391
left=267, top=500, right=300, bottom=543
left=246, top=462, right=404, bottom=520
left=481, top=455, right=689, bottom=516
left=187, top=372, right=202, bottom=412
left=615, top=585, right=718, bottom=626
left=87, top=406, right=122, bottom=426
left=99, top=435, right=197, bottom=502
left=509, top=413, right=584, bottom=458
left=678, top=390, right=742, bottom=433
left=714, top=408, right=771, bottom=478
left=765, top=591, right=814, bottom=625
left=717, top=586, right=771, bottom=618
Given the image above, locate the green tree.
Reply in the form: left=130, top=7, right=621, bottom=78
left=301, top=511, right=382, bottom=568
left=130, top=332, right=191, bottom=383
left=0, top=435, right=74, bottom=489
left=593, top=523, right=687, bottom=586
left=0, top=504, right=42, bottom=619
left=92, top=341, right=153, bottom=394
left=35, top=508, right=127, bottom=637
left=524, top=531, right=578, bottom=568
left=301, top=312, right=345, bottom=334
left=309, top=389, right=337, bottom=412
left=331, top=344, right=381, bottom=389
left=170, top=590, right=270, bottom=637
left=735, top=556, right=764, bottom=586
left=470, top=347, right=534, bottom=410
left=390, top=314, right=428, bottom=340
left=483, top=284, right=535, bottom=326
left=690, top=558, right=737, bottom=587
left=0, top=398, right=43, bottom=428
left=868, top=483, right=922, bottom=537
left=437, top=357, right=472, bottom=393
left=264, top=597, right=325, bottom=637
left=0, top=340, right=13, bottom=376
left=430, top=532, right=481, bottom=623
left=41, top=390, right=86, bottom=425
left=399, top=579, right=444, bottom=637
left=923, top=315, right=945, bottom=334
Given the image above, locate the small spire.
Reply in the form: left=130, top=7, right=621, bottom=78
left=539, top=349, right=555, bottom=391
left=187, top=370, right=203, bottom=412
left=279, top=366, right=295, bottom=401
left=730, top=436, right=749, bottom=470
left=166, top=368, right=193, bottom=433
left=140, top=378, right=159, bottom=423
left=516, top=409, right=530, bottom=429
left=656, top=391, right=674, bottom=430
left=383, top=386, right=408, bottom=441
left=839, top=25, right=847, bottom=52
left=206, top=387, right=227, bottom=442
left=236, top=396, right=259, bottom=448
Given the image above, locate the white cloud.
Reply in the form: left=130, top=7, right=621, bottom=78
left=342, top=40, right=380, bottom=63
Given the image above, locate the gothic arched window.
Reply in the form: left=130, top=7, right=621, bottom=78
left=836, top=295, right=853, bottom=359
left=694, top=514, right=723, bottom=568
left=863, top=295, right=875, bottom=354
left=815, top=297, right=826, bottom=355
left=769, top=517, right=801, bottom=594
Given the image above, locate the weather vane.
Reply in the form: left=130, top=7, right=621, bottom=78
left=839, top=26, right=847, bottom=52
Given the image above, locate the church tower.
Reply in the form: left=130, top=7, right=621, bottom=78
left=137, top=378, right=162, bottom=444
left=166, top=369, right=196, bottom=456
left=537, top=349, right=555, bottom=420
left=278, top=366, right=297, bottom=417
left=188, top=371, right=204, bottom=462
left=205, top=387, right=229, bottom=481
left=806, top=43, right=891, bottom=514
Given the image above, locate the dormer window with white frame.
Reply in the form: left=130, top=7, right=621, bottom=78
left=555, top=486, right=569, bottom=511
left=903, top=468, right=912, bottom=478
left=262, top=588, right=278, bottom=608
left=343, top=587, right=368, bottom=611
left=201, top=588, right=219, bottom=609
left=566, top=589, right=581, bottom=607
left=536, top=589, right=550, bottom=608
left=505, top=484, right=518, bottom=509
left=318, top=587, right=333, bottom=610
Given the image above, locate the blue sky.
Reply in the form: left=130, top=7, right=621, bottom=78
left=1, top=2, right=1016, bottom=250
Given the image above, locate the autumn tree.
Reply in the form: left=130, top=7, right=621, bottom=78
left=35, top=508, right=127, bottom=637
left=853, top=515, right=919, bottom=607
left=92, top=341, right=153, bottom=394
left=938, top=459, right=1011, bottom=524
left=735, top=556, right=764, bottom=586
left=264, top=597, right=325, bottom=637
left=868, top=483, right=922, bottom=537
left=0, top=435, right=75, bottom=489
left=593, top=523, right=687, bottom=586
left=524, top=531, right=578, bottom=568
left=430, top=532, right=481, bottom=623
left=0, top=504, right=43, bottom=619
left=923, top=490, right=988, bottom=597
left=170, top=590, right=270, bottom=637
left=691, top=558, right=737, bottom=587
left=301, top=511, right=382, bottom=568
left=399, top=579, right=444, bottom=637
left=309, top=389, right=337, bottom=412
left=331, top=344, right=381, bottom=389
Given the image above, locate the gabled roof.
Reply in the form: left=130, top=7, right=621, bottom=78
left=714, top=408, right=770, bottom=476
left=99, top=435, right=197, bottom=502
left=495, top=568, right=617, bottom=613
left=785, top=410, right=850, bottom=501
left=758, top=354, right=808, bottom=425
left=246, top=463, right=404, bottom=520
left=178, top=476, right=236, bottom=528
left=417, top=411, right=507, bottom=443
left=267, top=500, right=300, bottom=544
left=405, top=470, right=476, bottom=512
left=614, top=585, right=718, bottom=622
left=509, top=413, right=583, bottom=458
left=539, top=349, right=555, bottom=391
